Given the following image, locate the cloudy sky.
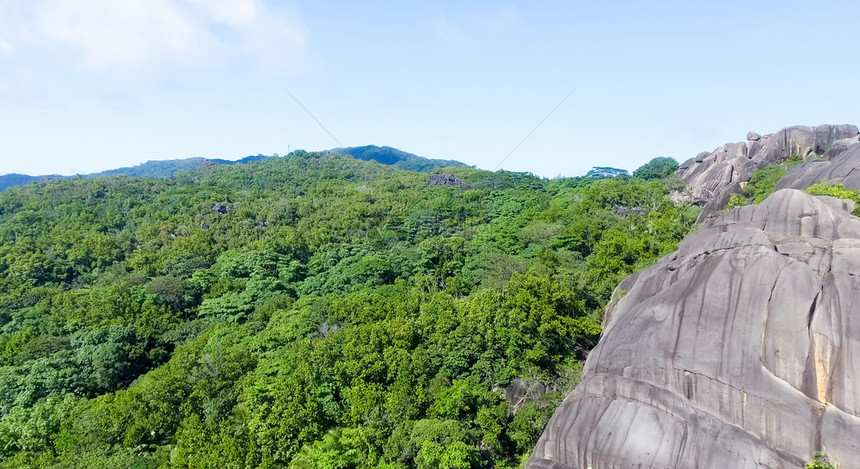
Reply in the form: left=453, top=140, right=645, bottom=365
left=1, top=0, right=859, bottom=177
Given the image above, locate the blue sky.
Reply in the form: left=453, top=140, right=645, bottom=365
left=1, top=0, right=859, bottom=177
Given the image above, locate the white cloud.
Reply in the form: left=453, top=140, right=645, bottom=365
left=2, top=0, right=308, bottom=73
left=235, top=2, right=309, bottom=72
left=188, top=0, right=258, bottom=29
left=36, top=0, right=213, bottom=71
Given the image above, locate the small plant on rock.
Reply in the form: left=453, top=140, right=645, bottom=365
left=805, top=452, right=835, bottom=469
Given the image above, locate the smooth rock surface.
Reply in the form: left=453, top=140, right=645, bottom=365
left=528, top=189, right=860, bottom=469
left=776, top=142, right=860, bottom=192
left=677, top=125, right=858, bottom=220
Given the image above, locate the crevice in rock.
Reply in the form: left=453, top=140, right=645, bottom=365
left=807, top=290, right=821, bottom=329
left=813, top=405, right=824, bottom=458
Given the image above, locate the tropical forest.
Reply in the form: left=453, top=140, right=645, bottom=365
left=0, top=152, right=697, bottom=468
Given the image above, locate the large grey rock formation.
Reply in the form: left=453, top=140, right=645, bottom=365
left=528, top=189, right=860, bottom=469
left=776, top=143, right=860, bottom=192
left=677, top=125, right=859, bottom=220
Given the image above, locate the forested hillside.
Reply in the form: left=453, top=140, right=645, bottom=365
left=0, top=145, right=461, bottom=193
left=0, top=174, right=52, bottom=193
left=329, top=146, right=467, bottom=172
left=0, top=152, right=698, bottom=468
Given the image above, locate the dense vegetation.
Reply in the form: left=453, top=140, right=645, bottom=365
left=631, top=157, right=679, bottom=180
left=0, top=152, right=698, bottom=468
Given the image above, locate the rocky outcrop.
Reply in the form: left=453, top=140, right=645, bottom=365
left=528, top=189, right=860, bottom=469
left=429, top=173, right=466, bottom=188
left=776, top=143, right=860, bottom=192
left=677, top=125, right=859, bottom=220
left=502, top=378, right=549, bottom=412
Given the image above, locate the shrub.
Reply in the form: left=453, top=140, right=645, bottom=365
left=724, top=194, right=748, bottom=211
left=804, top=183, right=860, bottom=216
left=805, top=452, right=835, bottom=469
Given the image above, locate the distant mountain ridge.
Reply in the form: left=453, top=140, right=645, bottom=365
left=0, top=146, right=465, bottom=192
left=0, top=173, right=55, bottom=191
left=328, top=145, right=467, bottom=172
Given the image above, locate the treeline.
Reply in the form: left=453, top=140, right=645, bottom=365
left=0, top=153, right=698, bottom=468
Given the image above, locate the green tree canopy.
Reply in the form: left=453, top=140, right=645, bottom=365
left=633, top=157, right=679, bottom=180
